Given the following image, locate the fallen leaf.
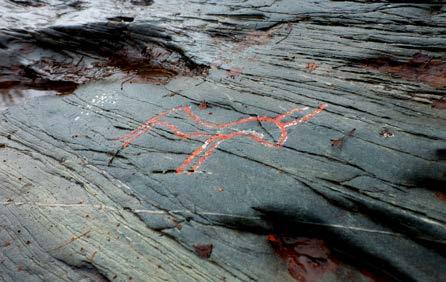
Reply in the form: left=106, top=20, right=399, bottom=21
left=363, top=53, right=446, bottom=88
left=306, top=62, right=319, bottom=73
left=193, top=244, right=213, bottom=259
left=330, top=138, right=344, bottom=149
left=432, top=100, right=446, bottom=109
left=267, top=234, right=337, bottom=282
left=380, top=128, right=394, bottom=138
left=436, top=192, right=446, bottom=202
left=331, top=129, right=356, bottom=149
left=198, top=101, right=209, bottom=110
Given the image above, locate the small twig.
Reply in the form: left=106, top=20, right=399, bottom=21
left=120, top=75, right=137, bottom=90
left=50, top=229, right=91, bottom=251
left=75, top=56, right=84, bottom=67
left=108, top=148, right=122, bottom=166
left=275, top=23, right=292, bottom=45
left=194, top=78, right=207, bottom=87
left=162, top=90, right=180, bottom=97
left=88, top=250, right=98, bottom=261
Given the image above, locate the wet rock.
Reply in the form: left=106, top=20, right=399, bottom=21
left=363, top=53, right=446, bottom=88
left=0, top=22, right=207, bottom=109
left=0, top=1, right=445, bottom=281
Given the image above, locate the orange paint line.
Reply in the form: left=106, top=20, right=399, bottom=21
left=116, top=103, right=327, bottom=173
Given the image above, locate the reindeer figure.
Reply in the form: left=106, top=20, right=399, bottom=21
left=116, top=103, right=327, bottom=173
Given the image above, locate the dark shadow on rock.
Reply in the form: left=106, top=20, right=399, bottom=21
left=130, top=0, right=153, bottom=6
left=216, top=207, right=408, bottom=281
left=9, top=0, right=46, bottom=7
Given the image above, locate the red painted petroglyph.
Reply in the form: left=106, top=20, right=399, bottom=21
left=116, top=104, right=327, bottom=174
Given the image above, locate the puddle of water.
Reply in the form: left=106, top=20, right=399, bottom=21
left=0, top=88, right=57, bottom=111
left=0, top=40, right=207, bottom=110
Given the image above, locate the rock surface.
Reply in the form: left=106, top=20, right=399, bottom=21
left=0, top=1, right=445, bottom=281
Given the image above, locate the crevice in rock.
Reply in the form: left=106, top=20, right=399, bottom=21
left=53, top=258, right=111, bottom=282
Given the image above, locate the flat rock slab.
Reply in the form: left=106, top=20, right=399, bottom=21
left=0, top=1, right=445, bottom=281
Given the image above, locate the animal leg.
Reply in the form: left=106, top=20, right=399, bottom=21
left=176, top=139, right=212, bottom=174
left=190, top=140, right=223, bottom=172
